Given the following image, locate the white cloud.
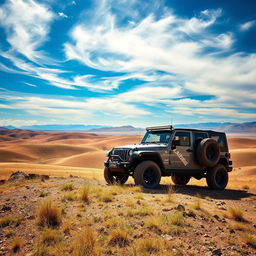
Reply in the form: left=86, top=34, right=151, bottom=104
left=239, top=20, right=256, bottom=31
left=58, top=12, right=68, bottom=19
left=0, top=0, right=54, bottom=62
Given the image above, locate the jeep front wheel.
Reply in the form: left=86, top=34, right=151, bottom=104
left=206, top=164, right=228, bottom=190
left=171, top=174, right=190, bottom=185
left=134, top=161, right=161, bottom=189
left=104, top=167, right=129, bottom=185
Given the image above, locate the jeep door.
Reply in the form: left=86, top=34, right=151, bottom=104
left=169, top=131, right=194, bottom=169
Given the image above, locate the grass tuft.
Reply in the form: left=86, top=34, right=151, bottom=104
left=11, top=237, right=23, bottom=253
left=191, top=198, right=201, bottom=210
left=79, top=185, right=90, bottom=203
left=136, top=237, right=161, bottom=254
left=228, top=207, right=245, bottom=222
left=62, top=183, right=75, bottom=191
left=108, top=228, right=129, bottom=247
left=0, top=215, right=22, bottom=228
left=73, top=228, right=95, bottom=256
left=62, top=191, right=77, bottom=201
left=166, top=185, right=175, bottom=202
left=244, top=234, right=256, bottom=248
left=168, top=212, right=185, bottom=226
left=37, top=200, right=61, bottom=227
left=41, top=229, right=62, bottom=245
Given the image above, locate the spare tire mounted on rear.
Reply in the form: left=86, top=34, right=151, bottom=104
left=196, top=138, right=220, bottom=167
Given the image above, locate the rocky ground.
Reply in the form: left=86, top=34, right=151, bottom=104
left=0, top=174, right=255, bottom=256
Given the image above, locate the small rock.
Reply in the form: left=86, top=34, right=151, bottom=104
left=1, top=206, right=11, bottom=211
left=161, top=234, right=173, bottom=241
left=137, top=200, right=141, bottom=205
left=212, top=248, right=222, bottom=256
left=8, top=171, right=28, bottom=182
left=176, top=204, right=185, bottom=211
left=133, top=233, right=143, bottom=239
left=253, top=224, right=256, bottom=228
left=162, top=208, right=171, bottom=212
left=203, top=234, right=210, bottom=238
left=27, top=215, right=35, bottom=220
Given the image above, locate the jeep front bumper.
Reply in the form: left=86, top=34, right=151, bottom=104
left=104, top=161, right=131, bottom=172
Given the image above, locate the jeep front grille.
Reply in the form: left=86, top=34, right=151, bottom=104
left=112, top=149, right=130, bottom=161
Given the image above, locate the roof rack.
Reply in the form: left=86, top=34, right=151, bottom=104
left=146, top=125, right=173, bottom=131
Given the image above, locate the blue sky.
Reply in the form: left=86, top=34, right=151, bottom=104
left=0, top=0, right=255, bottom=127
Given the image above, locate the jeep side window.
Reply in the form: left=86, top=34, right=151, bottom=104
left=174, top=132, right=191, bottom=146
left=210, top=133, right=228, bottom=151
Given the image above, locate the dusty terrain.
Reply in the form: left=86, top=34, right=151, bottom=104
left=0, top=129, right=255, bottom=255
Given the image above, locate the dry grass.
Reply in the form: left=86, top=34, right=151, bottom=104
left=62, top=183, right=75, bottom=191
left=227, top=207, right=245, bottom=222
left=34, top=244, right=49, bottom=256
left=168, top=212, right=185, bottom=226
left=243, top=234, right=256, bottom=248
left=73, top=228, right=96, bottom=256
left=191, top=198, right=201, bottom=210
left=41, top=229, right=62, bottom=245
left=229, top=222, right=247, bottom=231
left=100, top=192, right=113, bottom=203
left=37, top=200, right=61, bottom=227
left=145, top=216, right=163, bottom=232
left=136, top=237, right=162, bottom=254
left=62, top=191, right=77, bottom=201
left=126, top=206, right=154, bottom=217
left=166, top=184, right=175, bottom=202
left=108, top=228, right=129, bottom=247
left=79, top=185, right=90, bottom=203
left=0, top=215, right=22, bottom=228
left=11, top=237, right=23, bottom=253
left=105, top=217, right=125, bottom=229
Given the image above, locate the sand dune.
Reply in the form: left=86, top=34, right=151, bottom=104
left=0, top=129, right=255, bottom=189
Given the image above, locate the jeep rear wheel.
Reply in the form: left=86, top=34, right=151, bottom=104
left=104, top=167, right=129, bottom=185
left=134, top=161, right=161, bottom=189
left=206, top=164, right=228, bottom=190
left=171, top=174, right=190, bottom=185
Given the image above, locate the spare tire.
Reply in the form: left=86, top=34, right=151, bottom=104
left=196, top=138, right=220, bottom=167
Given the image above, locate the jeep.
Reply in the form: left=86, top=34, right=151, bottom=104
left=104, top=125, right=232, bottom=190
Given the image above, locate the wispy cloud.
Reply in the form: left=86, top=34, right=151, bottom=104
left=239, top=20, right=256, bottom=31
left=0, top=0, right=54, bottom=62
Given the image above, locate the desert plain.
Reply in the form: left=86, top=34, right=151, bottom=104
left=0, top=129, right=255, bottom=255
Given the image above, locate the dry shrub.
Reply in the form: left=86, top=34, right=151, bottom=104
left=11, top=237, right=23, bottom=253
left=62, top=191, right=77, bottom=201
left=229, top=222, right=247, bottom=231
left=168, top=212, right=185, bottom=226
left=108, top=228, right=129, bottom=247
left=41, top=229, right=62, bottom=245
left=73, top=228, right=95, bottom=256
left=167, top=185, right=175, bottom=202
left=145, top=216, right=162, bottom=232
left=244, top=234, right=256, bottom=248
left=79, top=185, right=90, bottom=203
left=0, top=215, right=22, bottom=227
left=228, top=207, right=245, bottom=222
left=191, top=198, right=201, bottom=210
left=62, top=183, right=75, bottom=191
left=37, top=200, right=61, bottom=227
left=136, top=237, right=161, bottom=254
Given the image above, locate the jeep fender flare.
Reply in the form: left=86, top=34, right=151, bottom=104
left=132, top=151, right=164, bottom=170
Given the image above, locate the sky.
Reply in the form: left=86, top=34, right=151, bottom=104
left=0, top=0, right=255, bottom=128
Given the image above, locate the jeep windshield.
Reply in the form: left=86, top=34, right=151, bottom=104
left=141, top=131, right=172, bottom=144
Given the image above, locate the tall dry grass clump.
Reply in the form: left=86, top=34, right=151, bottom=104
left=79, top=185, right=90, bottom=203
left=166, top=185, right=175, bottom=202
left=73, top=228, right=95, bottom=256
left=228, top=207, right=245, bottom=222
left=37, top=200, right=61, bottom=227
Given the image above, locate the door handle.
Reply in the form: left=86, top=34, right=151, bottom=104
left=186, top=149, right=193, bottom=152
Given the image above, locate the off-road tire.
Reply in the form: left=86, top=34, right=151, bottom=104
left=134, top=161, right=161, bottom=189
left=171, top=174, right=191, bottom=185
left=104, top=167, right=129, bottom=185
left=197, top=138, right=220, bottom=167
left=206, top=164, right=228, bottom=190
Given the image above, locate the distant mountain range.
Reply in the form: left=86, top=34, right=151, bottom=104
left=1, top=122, right=255, bottom=134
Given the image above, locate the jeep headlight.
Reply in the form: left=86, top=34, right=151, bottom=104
left=128, top=149, right=133, bottom=156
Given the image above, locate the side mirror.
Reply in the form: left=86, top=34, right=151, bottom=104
left=171, top=140, right=179, bottom=149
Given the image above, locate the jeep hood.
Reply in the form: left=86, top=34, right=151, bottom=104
left=113, top=143, right=167, bottom=151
